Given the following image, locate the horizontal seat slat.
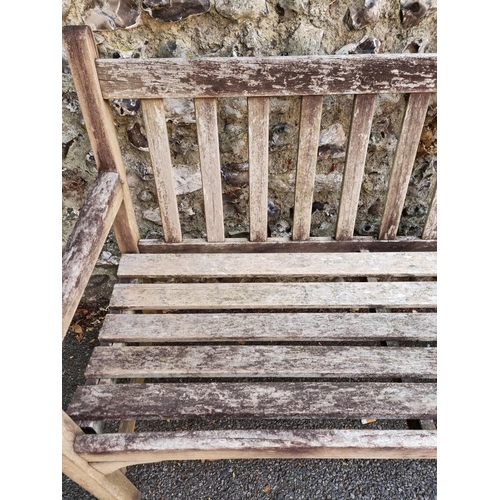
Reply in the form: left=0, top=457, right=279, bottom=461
left=96, top=54, right=437, bottom=99
left=85, top=345, right=436, bottom=379
left=67, top=381, right=436, bottom=421
left=99, top=312, right=436, bottom=343
left=117, top=252, right=436, bottom=279
left=109, top=282, right=437, bottom=310
left=77, top=429, right=437, bottom=474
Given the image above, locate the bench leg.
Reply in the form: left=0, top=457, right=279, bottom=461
left=63, top=411, right=141, bottom=500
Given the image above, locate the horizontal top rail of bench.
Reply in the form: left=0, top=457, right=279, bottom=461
left=96, top=54, right=437, bottom=99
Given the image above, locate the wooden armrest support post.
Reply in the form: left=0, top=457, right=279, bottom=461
left=62, top=172, right=123, bottom=338
left=63, top=25, right=140, bottom=254
left=63, top=412, right=140, bottom=500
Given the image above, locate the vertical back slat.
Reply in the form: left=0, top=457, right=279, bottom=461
left=194, top=98, right=225, bottom=242
left=292, top=96, right=324, bottom=241
left=248, top=97, right=270, bottom=242
left=336, top=94, right=377, bottom=240
left=379, top=93, right=431, bottom=240
left=62, top=25, right=140, bottom=253
left=141, top=99, right=182, bottom=243
left=422, top=186, right=437, bottom=240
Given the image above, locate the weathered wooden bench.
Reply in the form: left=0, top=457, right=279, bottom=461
left=62, top=25, right=437, bottom=500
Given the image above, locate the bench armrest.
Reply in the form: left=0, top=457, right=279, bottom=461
left=62, top=172, right=123, bottom=338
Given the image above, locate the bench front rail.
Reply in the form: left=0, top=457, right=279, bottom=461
left=62, top=25, right=437, bottom=500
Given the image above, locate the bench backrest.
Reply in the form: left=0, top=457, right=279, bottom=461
left=63, top=26, right=437, bottom=252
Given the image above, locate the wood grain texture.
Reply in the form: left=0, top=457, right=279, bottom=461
left=75, top=343, right=131, bottom=435
left=362, top=249, right=388, bottom=313
left=62, top=412, right=140, bottom=500
left=194, top=98, right=225, bottom=242
left=248, top=97, right=270, bottom=242
left=364, top=264, right=435, bottom=432
left=85, top=345, right=436, bottom=379
left=117, top=336, right=151, bottom=462
left=293, top=96, right=323, bottom=240
left=77, top=429, right=436, bottom=474
left=98, top=312, right=437, bottom=343
left=75, top=378, right=111, bottom=435
left=68, top=381, right=436, bottom=421
left=117, top=252, right=436, bottom=279
left=379, top=93, right=431, bottom=240
left=422, top=186, right=437, bottom=240
left=62, top=172, right=123, bottom=338
left=336, top=94, right=377, bottom=240
left=141, top=99, right=182, bottom=243
left=96, top=54, right=437, bottom=99
left=138, top=236, right=437, bottom=253
left=420, top=420, right=437, bottom=431
left=62, top=25, right=139, bottom=253
left=109, top=281, right=437, bottom=310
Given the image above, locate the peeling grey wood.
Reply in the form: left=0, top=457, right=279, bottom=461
left=336, top=94, right=377, bottom=240
left=98, top=312, right=437, bottom=343
left=96, top=54, right=437, bottom=99
left=293, top=96, right=323, bottom=241
left=138, top=236, right=437, bottom=253
left=362, top=249, right=388, bottom=313
left=62, top=172, right=123, bottom=338
left=365, top=263, right=436, bottom=430
left=75, top=378, right=109, bottom=435
left=117, top=252, right=437, bottom=278
left=141, top=99, right=182, bottom=243
left=194, top=98, right=225, bottom=242
left=68, top=381, right=436, bottom=421
left=76, top=429, right=437, bottom=474
left=62, top=25, right=140, bottom=253
left=379, top=93, right=431, bottom=240
left=74, top=338, right=132, bottom=435
left=85, top=345, right=436, bottom=379
left=422, top=186, right=437, bottom=240
left=109, top=281, right=437, bottom=310
left=248, top=97, right=270, bottom=242
left=420, top=420, right=437, bottom=430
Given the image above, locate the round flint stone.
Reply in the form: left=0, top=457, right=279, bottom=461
left=143, top=0, right=210, bottom=23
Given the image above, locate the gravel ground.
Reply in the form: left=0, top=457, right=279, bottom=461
left=62, top=306, right=437, bottom=500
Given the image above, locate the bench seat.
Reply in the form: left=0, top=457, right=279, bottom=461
left=66, top=251, right=437, bottom=472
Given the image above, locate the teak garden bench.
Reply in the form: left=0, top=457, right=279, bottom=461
left=62, top=25, right=437, bottom=500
